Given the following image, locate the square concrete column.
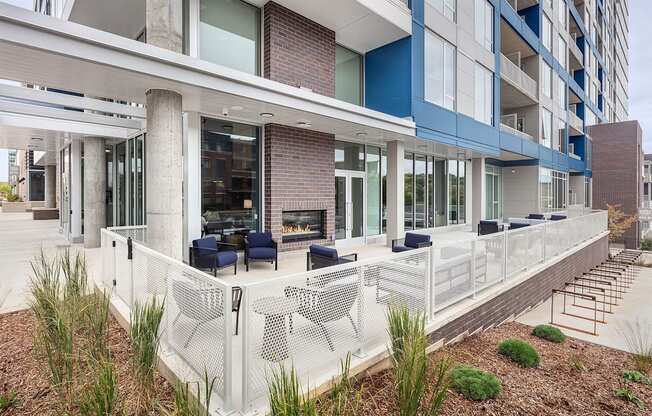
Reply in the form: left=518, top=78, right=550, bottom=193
left=44, top=164, right=56, bottom=208
left=70, top=138, right=83, bottom=243
left=471, top=158, right=486, bottom=230
left=55, top=147, right=61, bottom=225
left=83, top=137, right=106, bottom=248
left=386, top=140, right=404, bottom=246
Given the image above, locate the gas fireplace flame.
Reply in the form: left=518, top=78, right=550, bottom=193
left=282, top=224, right=312, bottom=234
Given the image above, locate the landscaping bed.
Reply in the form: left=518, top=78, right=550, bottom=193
left=0, top=309, right=173, bottom=415
left=333, top=322, right=651, bottom=415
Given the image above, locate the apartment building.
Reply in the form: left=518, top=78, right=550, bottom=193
left=641, top=154, right=652, bottom=241
left=0, top=0, right=626, bottom=254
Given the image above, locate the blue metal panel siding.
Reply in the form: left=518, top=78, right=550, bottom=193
left=500, top=0, right=540, bottom=50
left=518, top=4, right=540, bottom=37
left=364, top=37, right=412, bottom=118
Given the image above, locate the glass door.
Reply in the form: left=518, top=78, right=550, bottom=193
left=60, top=146, right=71, bottom=240
left=115, top=142, right=127, bottom=226
left=335, top=170, right=365, bottom=246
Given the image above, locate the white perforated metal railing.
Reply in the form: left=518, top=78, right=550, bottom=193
left=100, top=229, right=234, bottom=411
left=100, top=210, right=608, bottom=413
left=107, top=225, right=147, bottom=244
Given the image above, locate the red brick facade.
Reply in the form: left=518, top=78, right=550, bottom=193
left=264, top=124, right=335, bottom=251
left=263, top=1, right=336, bottom=97
left=589, top=121, right=643, bottom=249
left=428, top=235, right=609, bottom=345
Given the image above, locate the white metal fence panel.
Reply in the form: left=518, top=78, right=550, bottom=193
left=432, top=240, right=475, bottom=310
left=100, top=229, right=115, bottom=289
left=113, top=236, right=132, bottom=307
left=475, top=232, right=506, bottom=291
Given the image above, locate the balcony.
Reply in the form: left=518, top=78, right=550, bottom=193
left=500, top=118, right=534, bottom=141
left=639, top=202, right=652, bottom=221
left=568, top=110, right=584, bottom=135
left=500, top=53, right=538, bottom=103
left=569, top=38, right=584, bottom=69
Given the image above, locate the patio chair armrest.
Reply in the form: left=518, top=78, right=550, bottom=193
left=415, top=241, right=432, bottom=249
left=340, top=253, right=358, bottom=263
left=391, top=238, right=404, bottom=249
left=216, top=242, right=238, bottom=251
left=284, top=285, right=319, bottom=307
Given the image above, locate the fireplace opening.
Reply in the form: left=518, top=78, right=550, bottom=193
left=282, top=210, right=325, bottom=243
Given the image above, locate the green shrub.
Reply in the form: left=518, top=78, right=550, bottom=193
left=6, top=192, right=21, bottom=202
left=450, top=365, right=501, bottom=401
left=531, top=324, right=566, bottom=343
left=0, top=390, right=19, bottom=411
left=623, top=370, right=652, bottom=386
left=498, top=339, right=540, bottom=368
left=641, top=239, right=652, bottom=251
left=615, top=386, right=646, bottom=410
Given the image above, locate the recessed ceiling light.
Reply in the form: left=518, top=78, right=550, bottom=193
left=356, top=132, right=367, bottom=137
left=260, top=112, right=274, bottom=118
left=297, top=121, right=311, bottom=127
left=231, top=105, right=244, bottom=111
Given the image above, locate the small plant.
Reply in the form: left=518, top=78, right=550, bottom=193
left=615, top=385, right=646, bottom=410
left=0, top=390, right=19, bottom=411
left=79, top=360, right=122, bottom=416
left=623, top=370, right=652, bottom=386
left=323, top=353, right=363, bottom=416
left=83, top=290, right=111, bottom=361
left=569, top=354, right=587, bottom=372
left=450, top=365, right=501, bottom=401
left=532, top=324, right=566, bottom=344
left=163, top=369, right=216, bottom=416
left=620, top=320, right=652, bottom=374
left=130, top=298, right=165, bottom=413
left=6, top=192, right=22, bottom=202
left=387, top=306, right=451, bottom=416
left=498, top=339, right=540, bottom=368
left=267, top=365, right=317, bottom=416
left=640, top=239, right=652, bottom=252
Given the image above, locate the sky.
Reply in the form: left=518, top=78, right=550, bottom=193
left=627, top=0, right=651, bottom=153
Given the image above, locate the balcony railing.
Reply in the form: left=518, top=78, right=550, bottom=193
left=568, top=110, right=584, bottom=133
left=500, top=54, right=538, bottom=101
left=100, top=210, right=607, bottom=413
left=500, top=122, right=534, bottom=141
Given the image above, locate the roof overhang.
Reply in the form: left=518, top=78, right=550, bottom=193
left=0, top=3, right=415, bottom=144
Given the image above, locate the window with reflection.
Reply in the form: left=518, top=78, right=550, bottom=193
left=201, top=118, right=260, bottom=249
left=336, top=45, right=363, bottom=106
left=366, top=146, right=381, bottom=235
left=335, top=141, right=365, bottom=171
left=448, top=160, right=466, bottom=224
left=404, top=153, right=414, bottom=229
left=415, top=155, right=427, bottom=229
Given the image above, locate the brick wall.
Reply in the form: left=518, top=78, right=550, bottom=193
left=263, top=1, right=335, bottom=97
left=264, top=124, right=335, bottom=251
left=589, top=121, right=643, bottom=249
left=428, top=234, right=609, bottom=345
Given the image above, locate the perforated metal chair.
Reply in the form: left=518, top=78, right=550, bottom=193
left=171, top=279, right=224, bottom=348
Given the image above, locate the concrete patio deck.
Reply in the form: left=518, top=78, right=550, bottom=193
left=0, top=210, right=71, bottom=313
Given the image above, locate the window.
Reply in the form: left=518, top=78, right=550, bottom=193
left=584, top=177, right=591, bottom=208
left=485, top=164, right=502, bottom=220
left=415, top=155, right=427, bottom=229
left=425, top=30, right=456, bottom=111
left=474, top=63, right=493, bottom=125
left=539, top=168, right=567, bottom=211
left=542, top=14, right=552, bottom=51
left=435, top=159, right=447, bottom=226
left=542, top=62, right=552, bottom=98
left=474, top=0, right=493, bottom=51
left=366, top=146, right=381, bottom=236
left=201, top=118, right=260, bottom=249
left=556, top=117, right=566, bottom=152
left=335, top=141, right=365, bottom=171
left=405, top=153, right=414, bottom=230
left=542, top=108, right=552, bottom=148
left=448, top=160, right=466, bottom=224
left=557, top=0, right=567, bottom=30
left=557, top=74, right=566, bottom=108
left=336, top=45, right=363, bottom=106
left=426, top=0, right=456, bottom=22
left=557, top=35, right=567, bottom=70
left=199, top=0, right=260, bottom=75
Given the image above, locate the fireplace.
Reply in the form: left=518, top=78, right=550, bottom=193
left=281, top=210, right=326, bottom=243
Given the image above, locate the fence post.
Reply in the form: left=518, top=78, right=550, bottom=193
left=127, top=237, right=134, bottom=307
left=355, top=265, right=366, bottom=358
left=471, top=240, right=477, bottom=299
left=430, top=244, right=437, bottom=315
left=240, top=286, right=250, bottom=412
left=424, top=247, right=432, bottom=321
left=223, top=283, right=233, bottom=411
left=543, top=222, right=547, bottom=261
left=502, top=230, right=508, bottom=282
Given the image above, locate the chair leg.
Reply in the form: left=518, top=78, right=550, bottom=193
left=234, top=310, right=240, bottom=336
left=234, top=262, right=237, bottom=275
left=317, top=323, right=334, bottom=351
left=172, top=311, right=182, bottom=326
left=246, top=258, right=249, bottom=272
left=275, top=258, right=278, bottom=271
left=346, top=312, right=359, bottom=338
left=184, top=321, right=204, bottom=348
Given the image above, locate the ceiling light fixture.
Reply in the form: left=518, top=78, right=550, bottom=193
left=356, top=132, right=367, bottom=137
left=231, top=105, right=244, bottom=111
left=297, top=121, right=311, bottom=127
left=260, top=112, right=274, bottom=118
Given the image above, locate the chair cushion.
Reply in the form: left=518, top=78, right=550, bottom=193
left=509, top=222, right=530, bottom=229
left=310, top=244, right=338, bottom=259
left=392, top=245, right=412, bottom=253
left=193, top=236, right=217, bottom=250
left=247, top=232, right=273, bottom=248
left=216, top=251, right=238, bottom=267
left=248, top=247, right=276, bottom=259
left=550, top=214, right=567, bottom=221
left=404, top=232, right=431, bottom=248
left=526, top=214, right=545, bottom=220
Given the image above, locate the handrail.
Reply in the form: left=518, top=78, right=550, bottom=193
left=500, top=53, right=538, bottom=100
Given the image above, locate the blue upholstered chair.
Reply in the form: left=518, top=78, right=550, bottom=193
left=509, top=222, right=530, bottom=230
left=549, top=214, right=567, bottom=221
left=478, top=220, right=504, bottom=235
left=244, top=231, right=278, bottom=271
left=189, top=236, right=238, bottom=276
left=306, top=244, right=358, bottom=271
left=526, top=213, right=545, bottom=220
left=391, top=232, right=432, bottom=253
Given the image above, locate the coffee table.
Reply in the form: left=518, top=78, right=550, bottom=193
left=253, top=296, right=298, bottom=361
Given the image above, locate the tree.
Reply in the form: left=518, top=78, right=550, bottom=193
left=0, top=182, right=10, bottom=198
left=607, top=204, right=637, bottom=242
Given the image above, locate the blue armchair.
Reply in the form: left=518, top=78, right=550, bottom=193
left=306, top=244, right=358, bottom=271
left=391, top=232, right=432, bottom=253
left=189, top=236, right=238, bottom=276
left=478, top=220, right=504, bottom=235
left=244, top=231, right=278, bottom=271
left=549, top=214, right=567, bottom=221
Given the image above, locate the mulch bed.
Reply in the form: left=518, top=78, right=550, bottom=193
left=0, top=309, right=173, bottom=415
left=336, top=322, right=651, bottom=415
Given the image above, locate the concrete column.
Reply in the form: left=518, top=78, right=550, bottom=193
left=44, top=165, right=56, bottom=208
left=55, top=147, right=61, bottom=226
left=183, top=112, right=202, bottom=262
left=83, top=138, right=106, bottom=248
left=70, top=138, right=83, bottom=243
left=386, top=141, right=404, bottom=246
left=145, top=0, right=184, bottom=259
left=471, top=158, right=486, bottom=230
